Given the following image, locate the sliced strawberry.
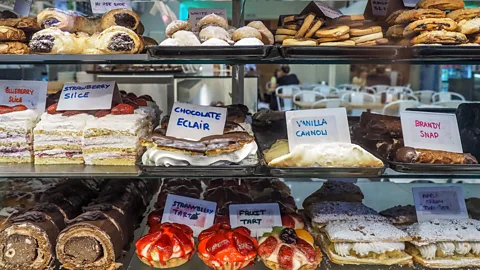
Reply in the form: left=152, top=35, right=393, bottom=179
left=199, top=224, right=222, bottom=242
left=62, top=110, right=83, bottom=116
left=152, top=233, right=173, bottom=263
left=172, top=223, right=193, bottom=236
left=282, top=215, right=295, bottom=228
left=111, top=104, right=134, bottom=115
left=94, top=109, right=111, bottom=118
left=0, top=106, right=13, bottom=114
left=12, top=104, right=28, bottom=111
left=258, top=236, right=277, bottom=257
left=147, top=210, right=163, bottom=227
left=295, top=238, right=317, bottom=263
left=169, top=226, right=194, bottom=248
left=232, top=231, right=256, bottom=256
left=135, top=231, right=162, bottom=257
left=205, top=233, right=231, bottom=256
left=215, top=215, right=230, bottom=225
left=136, top=99, right=148, bottom=106
left=278, top=245, right=294, bottom=270
left=47, top=103, right=58, bottom=114
left=233, top=226, right=252, bottom=238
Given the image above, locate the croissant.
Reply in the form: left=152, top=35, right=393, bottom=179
left=90, top=26, right=143, bottom=54
left=29, top=28, right=86, bottom=54
left=37, top=8, right=101, bottom=35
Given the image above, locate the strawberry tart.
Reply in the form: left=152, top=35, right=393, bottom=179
left=0, top=105, right=39, bottom=163
left=33, top=104, right=93, bottom=164
left=83, top=104, right=150, bottom=165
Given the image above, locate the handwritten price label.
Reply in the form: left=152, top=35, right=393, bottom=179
left=400, top=111, right=463, bottom=153
left=0, top=80, right=47, bottom=113
left=229, top=203, right=282, bottom=237
left=91, top=0, right=132, bottom=14
left=372, top=0, right=389, bottom=16
left=413, top=186, right=468, bottom=222
left=57, top=81, right=121, bottom=111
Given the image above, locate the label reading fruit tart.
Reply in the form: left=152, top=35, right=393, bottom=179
left=57, top=81, right=122, bottom=111
left=166, top=102, right=227, bottom=141
left=0, top=80, right=47, bottom=113
left=162, top=194, right=217, bottom=236
left=229, top=203, right=282, bottom=237
left=286, top=108, right=351, bottom=152
left=413, top=186, right=468, bottom=222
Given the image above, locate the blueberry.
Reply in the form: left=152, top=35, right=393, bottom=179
left=280, top=228, right=297, bottom=244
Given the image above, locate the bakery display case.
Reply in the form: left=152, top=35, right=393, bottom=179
left=4, top=0, right=480, bottom=270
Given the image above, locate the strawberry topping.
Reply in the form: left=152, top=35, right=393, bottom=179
left=111, top=104, right=134, bottom=115
left=12, top=105, right=28, bottom=111
left=62, top=110, right=84, bottom=116
left=47, top=103, right=58, bottom=114
left=295, top=238, right=317, bottom=262
left=258, top=236, right=278, bottom=257
left=94, top=109, right=111, bottom=118
left=0, top=106, right=13, bottom=114
left=278, top=245, right=294, bottom=270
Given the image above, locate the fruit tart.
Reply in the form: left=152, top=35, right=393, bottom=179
left=258, top=227, right=322, bottom=270
left=198, top=223, right=258, bottom=270
left=135, top=223, right=195, bottom=268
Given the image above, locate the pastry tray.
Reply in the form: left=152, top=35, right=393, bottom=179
left=279, top=46, right=403, bottom=60
left=147, top=45, right=274, bottom=60
left=410, top=45, right=480, bottom=59
left=388, top=161, right=480, bottom=174
left=138, top=155, right=259, bottom=177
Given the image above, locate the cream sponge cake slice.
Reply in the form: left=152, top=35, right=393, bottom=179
left=0, top=106, right=39, bottom=163
left=83, top=104, right=150, bottom=166
left=33, top=105, right=93, bottom=164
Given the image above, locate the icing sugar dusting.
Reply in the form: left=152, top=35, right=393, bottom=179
left=325, top=220, right=411, bottom=242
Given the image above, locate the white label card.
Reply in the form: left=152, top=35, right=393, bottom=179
left=403, top=0, right=419, bottom=7
left=91, top=0, right=132, bottom=14
left=188, top=8, right=227, bottom=31
left=413, top=186, right=468, bottom=222
left=314, top=2, right=343, bottom=19
left=286, top=108, right=351, bottom=152
left=57, top=81, right=121, bottom=111
left=14, top=0, right=32, bottom=16
left=161, top=194, right=217, bottom=236
left=400, top=111, right=462, bottom=153
left=0, top=80, right=47, bottom=113
left=372, top=0, right=389, bottom=16
left=229, top=203, right=282, bottom=237
left=166, top=102, right=227, bottom=141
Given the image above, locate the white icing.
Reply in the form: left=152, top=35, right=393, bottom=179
left=0, top=151, right=31, bottom=157
left=334, top=242, right=405, bottom=257
left=0, top=109, right=38, bottom=131
left=407, top=219, right=480, bottom=243
left=166, top=20, right=191, bottom=37
left=160, top=38, right=184, bottom=46
left=34, top=113, right=92, bottom=132
left=418, top=244, right=437, bottom=259
left=201, top=38, right=230, bottom=46
left=308, top=201, right=386, bottom=225
left=142, top=141, right=257, bottom=166
left=199, top=26, right=232, bottom=43
left=234, top=38, right=264, bottom=46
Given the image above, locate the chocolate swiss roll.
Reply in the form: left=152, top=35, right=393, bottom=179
left=56, top=179, right=157, bottom=270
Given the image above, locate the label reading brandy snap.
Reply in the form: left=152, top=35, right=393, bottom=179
left=413, top=186, right=468, bottom=222
left=372, top=0, right=389, bottom=16
left=0, top=80, right=47, bottom=113
left=189, top=8, right=227, bottom=31
left=286, top=108, right=351, bottom=152
left=229, top=203, right=282, bottom=237
left=162, top=194, right=216, bottom=236
left=166, top=102, right=227, bottom=141
left=91, top=0, right=132, bottom=14
left=400, top=111, right=462, bottom=153
left=57, top=81, right=122, bottom=111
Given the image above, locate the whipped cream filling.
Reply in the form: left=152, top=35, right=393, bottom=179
left=142, top=141, right=257, bottom=166
left=35, top=113, right=93, bottom=132
left=0, top=151, right=32, bottom=157
left=82, top=136, right=141, bottom=149
left=0, top=110, right=39, bottom=131
left=415, top=242, right=480, bottom=259
left=334, top=242, right=405, bottom=257
left=34, top=134, right=82, bottom=145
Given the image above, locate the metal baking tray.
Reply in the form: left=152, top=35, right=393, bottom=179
left=279, top=46, right=403, bottom=60
left=411, top=45, right=480, bottom=59
left=389, top=161, right=480, bottom=174
left=138, top=155, right=259, bottom=177
left=147, top=45, right=274, bottom=60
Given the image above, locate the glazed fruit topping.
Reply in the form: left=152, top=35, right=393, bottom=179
left=147, top=209, right=163, bottom=227
left=258, top=236, right=278, bottom=257
left=232, top=231, right=256, bottom=256
left=206, top=234, right=231, bottom=256
left=280, top=228, right=297, bottom=244
left=295, top=238, right=317, bottom=262
left=94, top=109, right=111, bottom=118
left=0, top=106, right=13, bottom=114
left=111, top=104, right=134, bottom=115
left=12, top=105, right=28, bottom=111
left=153, top=234, right=173, bottom=262
left=47, top=103, right=58, bottom=114
left=62, top=110, right=83, bottom=116
left=278, top=245, right=294, bottom=270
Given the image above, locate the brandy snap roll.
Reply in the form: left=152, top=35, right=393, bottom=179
left=37, top=8, right=101, bottom=35
left=92, top=26, right=143, bottom=54
left=101, top=9, right=141, bottom=32
left=29, top=28, right=86, bottom=54
left=395, top=147, right=478, bottom=164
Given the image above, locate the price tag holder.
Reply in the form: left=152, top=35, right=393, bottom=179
left=286, top=108, right=351, bottom=152
left=229, top=203, right=282, bottom=237
left=57, top=81, right=121, bottom=111
left=91, top=0, right=132, bottom=14
left=189, top=8, right=227, bottom=31
left=14, top=0, right=32, bottom=16
left=403, top=0, right=419, bottom=7
left=166, top=102, right=227, bottom=141
left=413, top=186, right=468, bottom=222
left=0, top=80, right=47, bottom=113
left=313, top=2, right=343, bottom=19
left=372, top=0, right=389, bottom=16
left=400, top=111, right=462, bottom=153
left=161, top=194, right=217, bottom=236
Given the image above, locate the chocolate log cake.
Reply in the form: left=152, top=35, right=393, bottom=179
left=56, top=179, right=158, bottom=270
left=0, top=179, right=101, bottom=270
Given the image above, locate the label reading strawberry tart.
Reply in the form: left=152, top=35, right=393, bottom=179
left=285, top=108, right=351, bottom=152
left=166, top=102, right=227, bottom=141
left=0, top=80, right=47, bottom=112
left=229, top=203, right=282, bottom=237
left=413, top=186, right=468, bottom=222
left=57, top=81, right=122, bottom=111
left=162, top=194, right=217, bottom=236
left=91, top=0, right=132, bottom=14
left=400, top=111, right=462, bottom=153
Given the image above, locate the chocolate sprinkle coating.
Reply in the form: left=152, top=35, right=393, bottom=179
left=107, top=33, right=134, bottom=51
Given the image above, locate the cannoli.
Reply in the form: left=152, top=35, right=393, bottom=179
left=29, top=28, right=85, bottom=54
left=395, top=147, right=478, bottom=164
left=91, top=26, right=144, bottom=54
left=100, top=9, right=141, bottom=32
left=37, top=8, right=101, bottom=35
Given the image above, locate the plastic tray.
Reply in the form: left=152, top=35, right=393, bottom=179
left=389, top=161, right=480, bottom=173
left=279, top=46, right=403, bottom=60
left=147, top=45, right=274, bottom=60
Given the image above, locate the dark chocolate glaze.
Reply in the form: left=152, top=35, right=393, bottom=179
left=395, top=146, right=417, bottom=163
left=114, top=13, right=136, bottom=29
left=107, top=33, right=134, bottom=51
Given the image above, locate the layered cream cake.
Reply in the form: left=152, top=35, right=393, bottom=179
left=0, top=107, right=39, bottom=163
left=33, top=108, right=93, bottom=164
left=83, top=104, right=150, bottom=166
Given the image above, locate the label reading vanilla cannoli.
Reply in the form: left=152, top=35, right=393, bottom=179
left=57, top=81, right=122, bottom=111
left=413, top=186, right=468, bottom=222
left=229, top=203, right=282, bottom=237
left=285, top=108, right=351, bottom=152
left=0, top=80, right=47, bottom=113
left=400, top=111, right=462, bottom=153
left=162, top=194, right=217, bottom=237
left=91, top=0, right=132, bottom=14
